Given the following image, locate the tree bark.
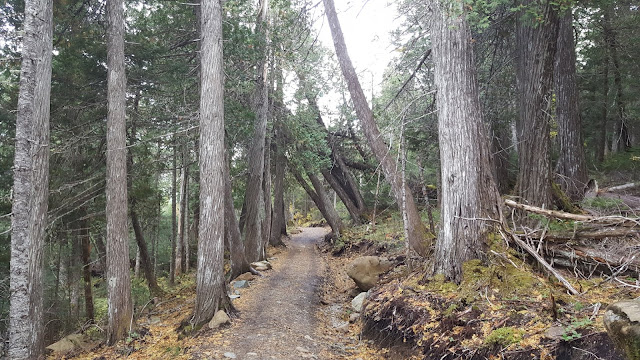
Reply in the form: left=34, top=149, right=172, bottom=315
left=94, top=233, right=107, bottom=275
left=603, top=8, right=630, bottom=153
left=321, top=169, right=363, bottom=224
left=225, top=148, right=251, bottom=279
left=596, top=51, right=609, bottom=164
left=175, top=146, right=188, bottom=277
left=301, top=87, right=365, bottom=224
left=262, top=131, right=273, bottom=251
left=80, top=215, right=94, bottom=323
left=323, top=0, right=430, bottom=256
left=192, top=0, right=229, bottom=327
left=492, top=123, right=514, bottom=194
left=515, top=0, right=558, bottom=209
left=270, top=124, right=287, bottom=246
left=430, top=0, right=501, bottom=282
left=8, top=0, right=52, bottom=356
left=105, top=0, right=133, bottom=344
left=131, top=209, right=163, bottom=296
left=554, top=9, right=588, bottom=201
left=291, top=166, right=344, bottom=238
left=243, top=0, right=270, bottom=262
left=170, top=135, right=177, bottom=285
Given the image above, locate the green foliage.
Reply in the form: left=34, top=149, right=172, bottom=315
left=599, top=147, right=640, bottom=174
left=484, top=326, right=523, bottom=347
left=131, top=276, right=152, bottom=310
left=94, top=298, right=109, bottom=325
left=581, top=197, right=627, bottom=211
left=561, top=317, right=593, bottom=341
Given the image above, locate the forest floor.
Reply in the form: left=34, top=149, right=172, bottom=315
left=55, top=217, right=639, bottom=360
left=62, top=227, right=384, bottom=360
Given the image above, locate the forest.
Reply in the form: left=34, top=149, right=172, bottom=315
left=0, top=0, right=639, bottom=358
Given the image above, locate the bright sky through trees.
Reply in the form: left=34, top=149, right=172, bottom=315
left=314, top=0, right=400, bottom=121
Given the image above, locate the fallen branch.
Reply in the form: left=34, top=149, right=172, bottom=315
left=499, top=229, right=579, bottom=295
left=605, top=182, right=640, bottom=193
left=544, top=244, right=640, bottom=275
left=532, top=227, right=640, bottom=242
left=504, top=199, right=639, bottom=226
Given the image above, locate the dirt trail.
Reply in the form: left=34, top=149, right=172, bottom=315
left=198, top=227, right=330, bottom=359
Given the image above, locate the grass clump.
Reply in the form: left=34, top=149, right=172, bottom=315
left=484, top=327, right=523, bottom=347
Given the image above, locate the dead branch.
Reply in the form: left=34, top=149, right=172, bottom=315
left=532, top=227, right=640, bottom=242
left=504, top=199, right=639, bottom=226
left=544, top=244, right=640, bottom=275
left=499, top=229, right=580, bottom=295
left=605, top=182, right=640, bottom=193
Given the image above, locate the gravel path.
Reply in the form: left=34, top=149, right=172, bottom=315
left=204, top=227, right=329, bottom=360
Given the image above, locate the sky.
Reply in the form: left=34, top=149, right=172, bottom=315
left=311, top=0, right=401, bottom=121
left=316, top=0, right=400, bottom=88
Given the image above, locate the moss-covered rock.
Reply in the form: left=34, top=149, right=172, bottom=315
left=604, top=299, right=640, bottom=360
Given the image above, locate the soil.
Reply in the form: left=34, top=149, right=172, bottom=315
left=61, top=226, right=635, bottom=360
left=192, top=227, right=335, bottom=359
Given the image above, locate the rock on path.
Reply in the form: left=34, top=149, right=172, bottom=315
left=199, top=227, right=328, bottom=359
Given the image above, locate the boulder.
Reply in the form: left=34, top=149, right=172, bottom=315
left=208, top=310, right=231, bottom=329
left=251, top=261, right=272, bottom=271
left=233, top=272, right=255, bottom=281
left=232, top=280, right=250, bottom=289
left=346, top=256, right=393, bottom=291
left=45, top=334, right=91, bottom=355
left=351, top=292, right=367, bottom=313
left=604, top=299, right=640, bottom=360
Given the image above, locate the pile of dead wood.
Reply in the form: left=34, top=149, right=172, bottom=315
left=500, top=184, right=639, bottom=294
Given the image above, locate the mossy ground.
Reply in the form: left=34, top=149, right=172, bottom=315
left=327, top=213, right=639, bottom=359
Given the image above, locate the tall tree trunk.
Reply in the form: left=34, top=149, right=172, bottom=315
left=299, top=84, right=365, bottom=224
left=134, top=248, right=141, bottom=278
left=70, top=233, right=82, bottom=322
left=321, top=169, right=363, bottom=224
left=262, top=132, right=273, bottom=254
left=184, top=176, right=190, bottom=273
left=225, top=149, right=250, bottom=279
left=192, top=0, right=230, bottom=327
left=94, top=233, right=107, bottom=275
left=130, top=209, right=163, bottom=296
left=323, top=0, right=430, bottom=256
left=515, top=0, right=558, bottom=209
left=80, top=214, right=94, bottom=323
left=554, top=9, right=588, bottom=201
left=243, top=0, right=270, bottom=262
left=269, top=124, right=287, bottom=247
left=596, top=53, right=610, bottom=163
left=105, top=0, right=133, bottom=344
left=291, top=167, right=344, bottom=238
left=430, top=0, right=501, bottom=282
left=170, top=135, right=177, bottom=285
left=8, top=0, right=52, bottom=356
left=175, top=147, right=188, bottom=277
left=492, top=123, right=513, bottom=194
left=603, top=8, right=630, bottom=153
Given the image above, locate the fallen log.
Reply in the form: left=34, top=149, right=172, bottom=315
left=544, top=244, right=640, bottom=277
left=605, top=182, right=640, bottom=193
left=504, top=199, right=639, bottom=227
left=532, top=227, right=640, bottom=242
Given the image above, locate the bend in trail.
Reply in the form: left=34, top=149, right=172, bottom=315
left=197, top=227, right=330, bottom=359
